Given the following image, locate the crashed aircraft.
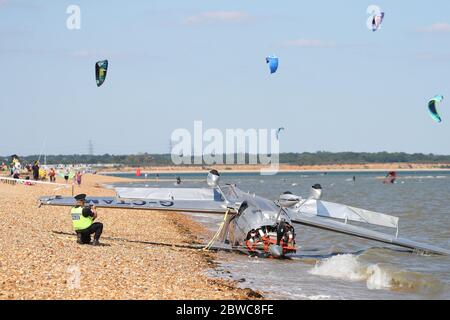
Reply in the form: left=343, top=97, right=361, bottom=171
left=39, top=170, right=450, bottom=257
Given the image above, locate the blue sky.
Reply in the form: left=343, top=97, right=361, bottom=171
left=1, top=0, right=450, bottom=155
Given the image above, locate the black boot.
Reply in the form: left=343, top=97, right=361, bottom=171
left=76, top=233, right=83, bottom=244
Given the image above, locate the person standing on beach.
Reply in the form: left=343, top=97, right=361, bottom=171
left=64, top=169, right=69, bottom=183
left=12, top=168, right=20, bottom=179
left=49, top=168, right=56, bottom=182
left=76, top=171, right=82, bottom=186
left=70, top=194, right=103, bottom=246
left=32, top=161, right=39, bottom=181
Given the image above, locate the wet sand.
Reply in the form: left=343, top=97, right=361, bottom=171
left=0, top=174, right=262, bottom=300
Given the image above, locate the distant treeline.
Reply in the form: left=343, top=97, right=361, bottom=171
left=3, top=152, right=450, bottom=167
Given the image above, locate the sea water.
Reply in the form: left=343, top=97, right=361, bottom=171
left=109, top=171, right=450, bottom=299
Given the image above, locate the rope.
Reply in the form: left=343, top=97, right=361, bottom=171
left=203, top=208, right=231, bottom=251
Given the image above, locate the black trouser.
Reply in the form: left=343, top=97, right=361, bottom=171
left=76, top=222, right=103, bottom=243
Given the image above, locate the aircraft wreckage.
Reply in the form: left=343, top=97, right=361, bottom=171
left=39, top=170, right=450, bottom=257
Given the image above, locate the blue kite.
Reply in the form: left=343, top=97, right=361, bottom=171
left=266, top=55, right=279, bottom=74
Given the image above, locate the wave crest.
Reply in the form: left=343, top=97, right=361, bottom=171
left=309, top=254, right=443, bottom=294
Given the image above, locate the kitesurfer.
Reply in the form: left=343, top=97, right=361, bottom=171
left=383, top=171, right=397, bottom=184
left=70, top=194, right=103, bottom=246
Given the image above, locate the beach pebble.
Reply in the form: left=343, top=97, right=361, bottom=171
left=0, top=174, right=262, bottom=300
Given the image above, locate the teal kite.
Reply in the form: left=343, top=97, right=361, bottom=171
left=428, top=95, right=444, bottom=123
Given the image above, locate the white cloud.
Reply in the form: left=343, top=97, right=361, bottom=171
left=416, top=51, right=450, bottom=61
left=281, top=39, right=335, bottom=48
left=417, top=23, right=450, bottom=33
left=0, top=0, right=44, bottom=10
left=72, top=50, right=92, bottom=58
left=184, top=11, right=250, bottom=24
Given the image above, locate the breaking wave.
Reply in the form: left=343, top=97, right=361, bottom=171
left=401, top=175, right=447, bottom=180
left=295, top=294, right=331, bottom=300
left=308, top=254, right=444, bottom=294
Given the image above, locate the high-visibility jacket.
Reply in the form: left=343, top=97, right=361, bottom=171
left=70, top=206, right=93, bottom=231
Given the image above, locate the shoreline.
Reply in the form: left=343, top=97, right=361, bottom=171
left=0, top=173, right=263, bottom=300
left=100, top=168, right=450, bottom=175
left=97, top=163, right=450, bottom=175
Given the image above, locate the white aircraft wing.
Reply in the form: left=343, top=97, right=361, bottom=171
left=295, top=199, right=399, bottom=229
left=289, top=210, right=450, bottom=256
left=39, top=189, right=228, bottom=214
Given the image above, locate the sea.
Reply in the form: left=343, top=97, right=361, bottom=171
left=106, top=171, right=450, bottom=300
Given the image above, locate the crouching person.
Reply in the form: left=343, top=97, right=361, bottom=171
left=71, top=194, right=103, bottom=246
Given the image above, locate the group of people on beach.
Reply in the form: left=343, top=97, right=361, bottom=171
left=2, top=156, right=83, bottom=185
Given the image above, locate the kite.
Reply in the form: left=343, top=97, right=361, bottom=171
left=428, top=95, right=444, bottom=123
left=266, top=56, right=279, bottom=74
left=95, top=60, right=108, bottom=87
left=372, top=12, right=385, bottom=32
left=276, top=127, right=285, bottom=140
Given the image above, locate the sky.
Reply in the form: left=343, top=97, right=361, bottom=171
left=1, top=0, right=450, bottom=155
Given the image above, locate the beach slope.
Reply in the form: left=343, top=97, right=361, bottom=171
left=0, top=174, right=260, bottom=299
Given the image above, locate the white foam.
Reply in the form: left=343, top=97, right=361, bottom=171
left=366, top=264, right=392, bottom=290
left=309, top=254, right=393, bottom=290
left=307, top=294, right=331, bottom=300
left=309, top=254, right=366, bottom=281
